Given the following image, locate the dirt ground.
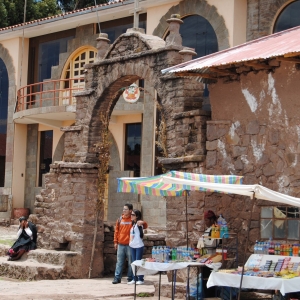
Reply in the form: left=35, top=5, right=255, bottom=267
left=0, top=225, right=175, bottom=300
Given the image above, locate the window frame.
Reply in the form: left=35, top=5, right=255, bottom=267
left=260, top=206, right=300, bottom=241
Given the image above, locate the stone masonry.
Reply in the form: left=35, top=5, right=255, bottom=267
left=34, top=18, right=206, bottom=278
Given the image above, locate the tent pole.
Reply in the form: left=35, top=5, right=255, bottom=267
left=238, top=195, right=255, bottom=300
left=185, top=190, right=188, bottom=249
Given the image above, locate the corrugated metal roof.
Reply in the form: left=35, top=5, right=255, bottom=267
left=162, top=25, right=300, bottom=75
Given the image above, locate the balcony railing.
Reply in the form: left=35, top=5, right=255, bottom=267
left=16, top=77, right=85, bottom=112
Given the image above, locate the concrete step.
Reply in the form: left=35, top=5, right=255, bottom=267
left=0, top=245, right=82, bottom=280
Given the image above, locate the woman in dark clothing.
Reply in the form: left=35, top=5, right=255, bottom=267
left=7, top=216, right=37, bottom=261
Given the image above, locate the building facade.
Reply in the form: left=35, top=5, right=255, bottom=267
left=0, top=0, right=300, bottom=277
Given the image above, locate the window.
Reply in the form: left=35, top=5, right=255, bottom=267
left=261, top=206, right=300, bottom=240
left=62, top=48, right=97, bottom=105
left=175, top=15, right=219, bottom=111
left=179, top=15, right=218, bottom=59
left=274, top=0, right=300, bottom=33
left=97, top=14, right=147, bottom=43
left=0, top=58, right=8, bottom=187
left=38, top=36, right=74, bottom=82
left=38, top=131, right=53, bottom=187
left=124, top=123, right=142, bottom=177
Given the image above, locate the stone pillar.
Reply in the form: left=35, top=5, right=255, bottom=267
left=96, top=33, right=110, bottom=60
left=25, top=124, right=39, bottom=212
left=166, top=14, right=183, bottom=48
left=34, top=162, right=103, bottom=278
left=179, top=47, right=197, bottom=63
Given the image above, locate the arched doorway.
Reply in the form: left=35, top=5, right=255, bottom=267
left=273, top=0, right=300, bottom=33
left=0, top=58, right=8, bottom=187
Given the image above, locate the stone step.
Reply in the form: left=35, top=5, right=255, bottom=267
left=0, top=245, right=82, bottom=280
left=0, top=256, right=63, bottom=280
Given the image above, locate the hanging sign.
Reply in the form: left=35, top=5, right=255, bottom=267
left=123, top=83, right=140, bottom=103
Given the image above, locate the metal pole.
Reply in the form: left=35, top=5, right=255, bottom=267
left=185, top=190, right=188, bottom=249
left=134, top=265, right=137, bottom=300
left=237, top=195, right=255, bottom=300
left=158, top=271, right=161, bottom=300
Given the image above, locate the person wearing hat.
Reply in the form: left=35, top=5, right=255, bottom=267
left=7, top=216, right=37, bottom=261
left=202, top=210, right=219, bottom=253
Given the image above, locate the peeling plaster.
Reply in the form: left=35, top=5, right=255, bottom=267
left=296, top=126, right=300, bottom=142
left=229, top=121, right=240, bottom=139
left=218, top=140, right=235, bottom=173
left=217, top=140, right=227, bottom=159
left=242, top=89, right=258, bottom=112
left=277, top=175, right=290, bottom=194
left=240, top=154, right=249, bottom=165
left=251, top=137, right=266, bottom=162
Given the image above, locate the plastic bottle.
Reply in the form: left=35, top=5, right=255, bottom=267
left=172, top=247, right=177, bottom=261
left=152, top=246, right=156, bottom=259
left=254, top=240, right=258, bottom=254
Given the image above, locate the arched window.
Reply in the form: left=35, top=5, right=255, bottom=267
left=178, top=15, right=218, bottom=110
left=180, top=15, right=218, bottom=59
left=0, top=58, right=8, bottom=186
left=61, top=47, right=97, bottom=105
left=274, top=0, right=300, bottom=33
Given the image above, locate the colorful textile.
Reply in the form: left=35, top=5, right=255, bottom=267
left=117, top=171, right=243, bottom=196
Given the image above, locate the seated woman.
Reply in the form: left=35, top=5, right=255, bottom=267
left=7, top=216, right=37, bottom=261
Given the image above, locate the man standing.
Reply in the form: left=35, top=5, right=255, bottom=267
left=112, top=203, right=147, bottom=284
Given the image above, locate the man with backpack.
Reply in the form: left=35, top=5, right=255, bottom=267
left=112, top=203, right=148, bottom=284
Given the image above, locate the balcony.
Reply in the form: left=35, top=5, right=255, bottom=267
left=14, top=78, right=84, bottom=126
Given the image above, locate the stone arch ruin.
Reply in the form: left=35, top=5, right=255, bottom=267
left=34, top=20, right=210, bottom=277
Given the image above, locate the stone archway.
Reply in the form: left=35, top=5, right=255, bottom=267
left=35, top=24, right=210, bottom=278
left=153, top=0, right=230, bottom=51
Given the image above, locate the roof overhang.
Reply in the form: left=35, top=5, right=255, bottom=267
left=0, top=0, right=178, bottom=41
left=162, top=25, right=300, bottom=83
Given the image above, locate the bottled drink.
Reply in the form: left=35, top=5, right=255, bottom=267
left=152, top=246, right=156, bottom=259
left=159, top=247, right=164, bottom=262
left=172, top=247, right=177, bottom=261
left=254, top=241, right=258, bottom=254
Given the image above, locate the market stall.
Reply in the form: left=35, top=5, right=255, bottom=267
left=131, top=260, right=219, bottom=300
left=208, top=254, right=300, bottom=296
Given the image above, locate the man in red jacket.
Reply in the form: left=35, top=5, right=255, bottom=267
left=112, top=203, right=147, bottom=284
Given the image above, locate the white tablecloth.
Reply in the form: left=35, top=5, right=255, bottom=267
left=131, top=261, right=206, bottom=275
left=207, top=272, right=300, bottom=295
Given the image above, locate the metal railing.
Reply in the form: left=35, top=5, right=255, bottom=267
left=16, top=77, right=85, bottom=112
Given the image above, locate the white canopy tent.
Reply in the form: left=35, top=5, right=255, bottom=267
left=162, top=176, right=300, bottom=208
left=161, top=175, right=300, bottom=299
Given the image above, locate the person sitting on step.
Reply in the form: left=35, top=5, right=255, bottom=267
left=7, top=216, right=37, bottom=261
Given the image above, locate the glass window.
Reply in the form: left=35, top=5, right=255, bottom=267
left=124, top=123, right=142, bottom=177
left=62, top=48, right=97, bottom=105
left=274, top=0, right=300, bottom=33
left=99, top=14, right=147, bottom=43
left=38, top=131, right=53, bottom=187
left=180, top=15, right=218, bottom=59
left=0, top=58, right=8, bottom=187
left=260, top=206, right=300, bottom=241
left=38, top=36, right=74, bottom=82
left=169, top=15, right=218, bottom=111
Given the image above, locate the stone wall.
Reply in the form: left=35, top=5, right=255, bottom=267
left=34, top=162, right=103, bottom=278
left=25, top=124, right=39, bottom=212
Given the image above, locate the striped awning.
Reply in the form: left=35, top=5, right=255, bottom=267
left=117, top=171, right=243, bottom=197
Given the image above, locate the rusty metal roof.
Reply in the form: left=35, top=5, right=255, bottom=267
left=162, top=25, right=300, bottom=76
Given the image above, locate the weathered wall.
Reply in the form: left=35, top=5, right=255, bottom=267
left=201, top=62, right=300, bottom=257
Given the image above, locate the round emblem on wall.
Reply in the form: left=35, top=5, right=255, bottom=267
left=123, top=84, right=140, bottom=103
